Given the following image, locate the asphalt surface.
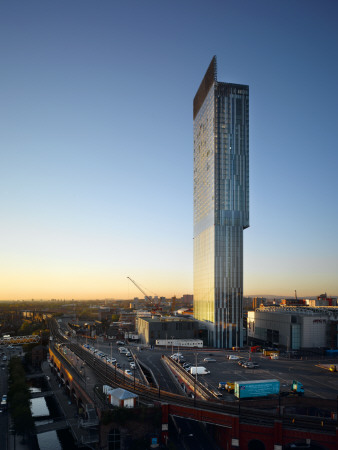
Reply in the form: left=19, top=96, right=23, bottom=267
left=121, top=346, right=338, bottom=400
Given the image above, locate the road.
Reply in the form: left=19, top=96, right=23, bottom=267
left=0, top=358, right=8, bottom=449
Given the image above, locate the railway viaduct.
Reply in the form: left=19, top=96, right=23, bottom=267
left=161, top=403, right=338, bottom=450
left=49, top=347, right=95, bottom=412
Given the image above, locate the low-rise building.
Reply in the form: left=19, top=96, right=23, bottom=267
left=248, top=306, right=338, bottom=350
left=137, top=316, right=199, bottom=345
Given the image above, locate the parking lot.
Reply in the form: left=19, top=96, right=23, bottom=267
left=130, top=346, right=338, bottom=400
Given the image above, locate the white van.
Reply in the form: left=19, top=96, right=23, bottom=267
left=228, top=355, right=239, bottom=360
left=190, top=366, right=210, bottom=375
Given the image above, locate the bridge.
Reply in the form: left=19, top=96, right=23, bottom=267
left=34, top=419, right=69, bottom=434
left=0, top=335, right=40, bottom=345
left=30, top=391, right=54, bottom=399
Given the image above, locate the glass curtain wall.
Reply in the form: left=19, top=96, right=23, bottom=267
left=193, top=57, right=249, bottom=348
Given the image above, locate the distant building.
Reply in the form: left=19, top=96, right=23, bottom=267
left=176, top=308, right=193, bottom=316
left=253, top=297, right=267, bottom=309
left=98, top=306, right=111, bottom=321
left=182, top=295, right=193, bottom=305
left=135, top=310, right=152, bottom=318
left=307, top=294, right=337, bottom=307
left=129, top=298, right=139, bottom=309
left=281, top=298, right=306, bottom=306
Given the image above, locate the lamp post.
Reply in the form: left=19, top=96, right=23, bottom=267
left=83, top=366, right=86, bottom=390
left=278, top=393, right=281, bottom=418
left=194, top=352, right=198, bottom=407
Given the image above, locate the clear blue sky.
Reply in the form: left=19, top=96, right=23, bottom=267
left=1, top=0, right=337, bottom=300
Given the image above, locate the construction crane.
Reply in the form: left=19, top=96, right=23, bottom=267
left=127, top=276, right=162, bottom=313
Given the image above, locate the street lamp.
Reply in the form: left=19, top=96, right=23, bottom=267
left=194, top=352, right=198, bottom=407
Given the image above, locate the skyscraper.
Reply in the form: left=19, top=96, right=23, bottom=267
left=193, top=56, right=249, bottom=348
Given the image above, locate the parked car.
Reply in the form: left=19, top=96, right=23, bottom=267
left=124, top=369, right=133, bottom=376
left=238, top=359, right=248, bottom=366
left=171, top=354, right=185, bottom=363
left=243, top=362, right=256, bottom=368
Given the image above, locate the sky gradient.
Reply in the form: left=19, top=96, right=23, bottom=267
left=1, top=1, right=337, bottom=300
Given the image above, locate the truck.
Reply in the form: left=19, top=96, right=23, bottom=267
left=218, top=381, right=234, bottom=392
left=263, top=349, right=280, bottom=357
left=234, top=379, right=280, bottom=399
left=218, top=381, right=235, bottom=392
left=291, top=380, right=304, bottom=396
left=190, top=366, right=210, bottom=375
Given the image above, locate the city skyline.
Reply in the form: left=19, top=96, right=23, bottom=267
left=1, top=1, right=338, bottom=300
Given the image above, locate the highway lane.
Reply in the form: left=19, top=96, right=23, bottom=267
left=79, top=339, right=182, bottom=394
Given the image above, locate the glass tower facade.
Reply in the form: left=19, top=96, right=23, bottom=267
left=193, top=56, right=249, bottom=348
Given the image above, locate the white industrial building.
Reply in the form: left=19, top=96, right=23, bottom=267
left=247, top=306, right=338, bottom=350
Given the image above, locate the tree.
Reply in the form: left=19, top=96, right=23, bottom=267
left=8, top=357, right=35, bottom=439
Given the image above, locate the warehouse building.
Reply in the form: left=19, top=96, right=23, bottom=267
left=247, top=306, right=338, bottom=350
left=136, top=316, right=199, bottom=346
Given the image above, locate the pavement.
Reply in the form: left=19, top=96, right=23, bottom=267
left=41, top=359, right=100, bottom=447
